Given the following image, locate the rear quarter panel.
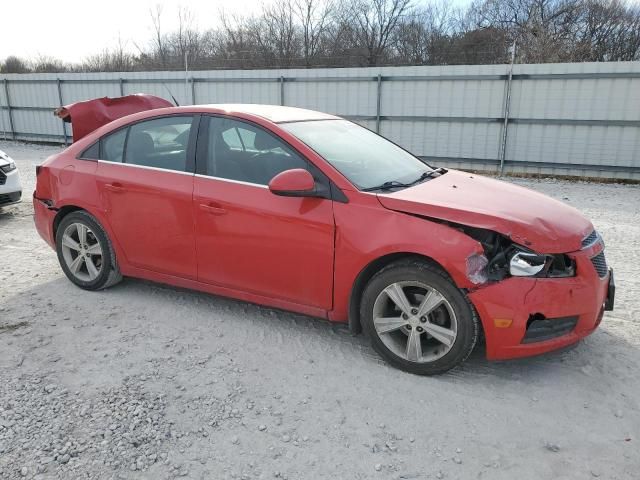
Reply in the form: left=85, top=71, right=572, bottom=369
left=36, top=154, right=130, bottom=269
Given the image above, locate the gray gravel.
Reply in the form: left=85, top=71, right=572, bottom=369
left=1, top=374, right=172, bottom=478
left=1, top=140, right=639, bottom=479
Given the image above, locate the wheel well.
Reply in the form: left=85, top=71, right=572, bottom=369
left=52, top=206, right=83, bottom=238
left=348, top=253, right=446, bottom=335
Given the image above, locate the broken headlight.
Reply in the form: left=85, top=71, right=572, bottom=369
left=452, top=225, right=576, bottom=283
left=510, top=251, right=546, bottom=276
left=507, top=248, right=575, bottom=278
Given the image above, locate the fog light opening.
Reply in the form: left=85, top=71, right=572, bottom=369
left=522, top=314, right=578, bottom=344
left=526, top=313, right=546, bottom=330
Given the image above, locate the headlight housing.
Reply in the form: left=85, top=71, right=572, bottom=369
left=510, top=251, right=546, bottom=276
left=507, top=248, right=575, bottom=278
left=455, top=226, right=576, bottom=283
left=0, top=161, right=16, bottom=173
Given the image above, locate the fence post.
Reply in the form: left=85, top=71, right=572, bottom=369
left=0, top=80, right=7, bottom=141
left=56, top=79, right=68, bottom=146
left=119, top=78, right=124, bottom=96
left=191, top=77, right=196, bottom=105
left=499, top=41, right=517, bottom=174
left=280, top=76, right=285, bottom=106
left=3, top=79, right=15, bottom=140
left=376, top=74, right=382, bottom=133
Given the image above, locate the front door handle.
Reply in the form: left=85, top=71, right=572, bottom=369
left=105, top=183, right=126, bottom=193
left=199, top=203, right=227, bottom=215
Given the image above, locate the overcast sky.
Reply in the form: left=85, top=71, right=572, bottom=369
left=3, top=0, right=473, bottom=63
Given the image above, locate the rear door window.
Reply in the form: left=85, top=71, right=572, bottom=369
left=80, top=141, right=100, bottom=160
left=100, top=129, right=127, bottom=163
left=124, top=116, right=193, bottom=172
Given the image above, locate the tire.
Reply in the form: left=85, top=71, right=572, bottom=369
left=55, top=210, right=122, bottom=290
left=360, top=259, right=478, bottom=375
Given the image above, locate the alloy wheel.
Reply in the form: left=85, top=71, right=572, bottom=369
left=60, top=222, right=104, bottom=282
left=372, top=281, right=458, bottom=363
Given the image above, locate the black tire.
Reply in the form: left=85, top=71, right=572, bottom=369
left=360, top=259, right=478, bottom=375
left=55, top=210, right=122, bottom=290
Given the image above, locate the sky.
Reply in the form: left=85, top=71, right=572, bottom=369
left=1, top=0, right=474, bottom=63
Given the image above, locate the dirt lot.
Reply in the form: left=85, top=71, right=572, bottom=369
left=1, top=140, right=639, bottom=480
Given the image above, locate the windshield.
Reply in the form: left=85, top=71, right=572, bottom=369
left=281, top=120, right=432, bottom=190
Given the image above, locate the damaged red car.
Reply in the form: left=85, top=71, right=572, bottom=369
left=34, top=96, right=614, bottom=375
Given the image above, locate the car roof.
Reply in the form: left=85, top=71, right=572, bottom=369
left=198, top=104, right=340, bottom=123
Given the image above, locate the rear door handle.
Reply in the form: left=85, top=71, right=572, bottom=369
left=104, top=183, right=126, bottom=193
left=199, top=203, right=227, bottom=215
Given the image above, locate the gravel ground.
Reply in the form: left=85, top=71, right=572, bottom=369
left=1, top=140, right=639, bottom=480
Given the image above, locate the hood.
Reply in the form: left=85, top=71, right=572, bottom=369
left=54, top=94, right=173, bottom=143
left=377, top=169, right=592, bottom=254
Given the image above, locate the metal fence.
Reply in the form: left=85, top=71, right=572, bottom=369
left=2, top=62, right=640, bottom=180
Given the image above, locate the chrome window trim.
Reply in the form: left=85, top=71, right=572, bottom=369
left=194, top=173, right=269, bottom=189
left=97, top=160, right=194, bottom=176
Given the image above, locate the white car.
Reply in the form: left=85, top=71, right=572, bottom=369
left=0, top=149, right=22, bottom=208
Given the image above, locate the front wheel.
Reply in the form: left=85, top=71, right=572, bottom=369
left=55, top=211, right=122, bottom=290
left=360, top=260, right=478, bottom=375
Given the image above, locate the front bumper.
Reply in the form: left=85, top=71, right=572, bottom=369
left=0, top=190, right=22, bottom=207
left=469, top=245, right=611, bottom=360
left=0, top=168, right=23, bottom=206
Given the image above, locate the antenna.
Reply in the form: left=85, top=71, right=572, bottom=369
left=161, top=83, right=180, bottom=107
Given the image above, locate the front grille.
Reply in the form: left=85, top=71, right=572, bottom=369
left=0, top=170, right=6, bottom=185
left=590, top=251, right=608, bottom=278
left=582, top=230, right=599, bottom=248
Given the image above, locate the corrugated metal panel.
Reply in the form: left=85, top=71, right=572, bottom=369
left=61, top=81, right=121, bottom=105
left=382, top=120, right=501, bottom=160
left=1, top=62, right=639, bottom=179
left=196, top=80, right=279, bottom=106
left=12, top=109, right=61, bottom=135
left=286, top=80, right=376, bottom=116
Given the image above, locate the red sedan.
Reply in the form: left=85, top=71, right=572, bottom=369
left=34, top=100, right=614, bottom=374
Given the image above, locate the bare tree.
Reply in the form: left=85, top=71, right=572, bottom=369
left=31, top=55, right=69, bottom=73
left=575, top=0, right=640, bottom=61
left=83, top=36, right=136, bottom=72
left=218, top=11, right=262, bottom=68
left=342, top=0, right=413, bottom=65
left=1, top=56, right=30, bottom=73
left=4, top=0, right=640, bottom=73
left=149, top=4, right=168, bottom=68
left=255, top=0, right=301, bottom=66
left=294, top=0, right=334, bottom=65
left=472, top=0, right=584, bottom=62
left=171, top=7, right=206, bottom=68
left=394, top=0, right=457, bottom=64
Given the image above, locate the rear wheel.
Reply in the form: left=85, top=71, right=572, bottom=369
left=55, top=211, right=122, bottom=290
left=360, top=260, right=478, bottom=375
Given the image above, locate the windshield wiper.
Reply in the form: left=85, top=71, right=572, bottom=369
left=362, top=180, right=412, bottom=192
left=362, top=168, right=448, bottom=193
left=408, top=167, right=448, bottom=186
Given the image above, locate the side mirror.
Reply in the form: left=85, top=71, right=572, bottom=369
left=268, top=169, right=317, bottom=197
